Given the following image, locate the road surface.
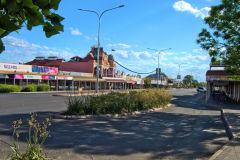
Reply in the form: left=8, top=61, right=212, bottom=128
left=0, top=89, right=228, bottom=160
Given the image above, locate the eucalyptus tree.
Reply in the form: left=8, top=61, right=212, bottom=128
left=197, top=0, right=240, bottom=74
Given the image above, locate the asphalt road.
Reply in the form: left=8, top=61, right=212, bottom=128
left=0, top=89, right=228, bottom=160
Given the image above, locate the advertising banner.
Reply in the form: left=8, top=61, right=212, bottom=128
left=42, top=75, right=56, bottom=80
left=32, top=66, right=58, bottom=74
left=66, top=77, right=73, bottom=80
left=14, top=74, right=24, bottom=79
left=59, top=71, right=93, bottom=77
left=24, top=75, right=42, bottom=80
left=0, top=63, right=32, bottom=72
left=0, top=74, right=9, bottom=79
left=56, top=76, right=73, bottom=80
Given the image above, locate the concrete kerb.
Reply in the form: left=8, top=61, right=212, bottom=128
left=204, top=103, right=234, bottom=140
left=51, top=104, right=173, bottom=120
left=208, top=140, right=236, bottom=160
left=221, top=109, right=234, bottom=140
left=204, top=103, right=236, bottom=160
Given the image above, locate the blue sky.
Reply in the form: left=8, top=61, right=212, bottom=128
left=1, top=0, right=221, bottom=82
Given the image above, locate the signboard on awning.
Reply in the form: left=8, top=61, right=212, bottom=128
left=42, top=75, right=56, bottom=80
left=137, top=81, right=142, bottom=85
left=14, top=74, right=24, bottom=79
left=0, top=63, right=32, bottom=72
left=0, top=74, right=9, bottom=79
left=105, top=79, right=125, bottom=83
left=56, top=76, right=73, bottom=80
left=24, top=75, right=42, bottom=80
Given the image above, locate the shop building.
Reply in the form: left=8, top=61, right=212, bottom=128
left=206, top=63, right=240, bottom=103
left=0, top=46, right=144, bottom=91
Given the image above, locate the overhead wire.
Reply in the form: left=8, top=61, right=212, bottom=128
left=113, top=59, right=155, bottom=75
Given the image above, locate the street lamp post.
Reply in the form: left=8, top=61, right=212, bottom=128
left=177, top=63, right=187, bottom=79
left=147, top=48, right=171, bottom=88
left=78, top=5, right=124, bottom=93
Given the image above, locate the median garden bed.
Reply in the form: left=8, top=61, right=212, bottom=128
left=65, top=89, right=172, bottom=116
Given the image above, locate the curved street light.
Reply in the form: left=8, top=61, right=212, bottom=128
left=78, top=5, right=125, bottom=93
left=147, top=48, right=172, bottom=88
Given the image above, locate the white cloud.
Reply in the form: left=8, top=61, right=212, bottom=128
left=115, top=50, right=129, bottom=58
left=70, top=27, right=83, bottom=36
left=131, top=51, right=152, bottom=59
left=85, top=36, right=90, bottom=40
left=108, top=43, right=131, bottom=49
left=198, top=64, right=209, bottom=70
left=173, top=1, right=211, bottom=19
left=174, top=54, right=209, bottom=62
left=2, top=36, right=75, bottom=62
left=3, top=36, right=53, bottom=50
left=192, top=48, right=204, bottom=54
left=3, top=36, right=33, bottom=49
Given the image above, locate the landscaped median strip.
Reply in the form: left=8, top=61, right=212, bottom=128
left=51, top=103, right=172, bottom=120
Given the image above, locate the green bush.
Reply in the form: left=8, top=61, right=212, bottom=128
left=0, top=84, right=21, bottom=93
left=21, top=84, right=37, bottom=92
left=66, top=89, right=172, bottom=115
left=8, top=113, right=51, bottom=160
left=37, top=84, right=50, bottom=92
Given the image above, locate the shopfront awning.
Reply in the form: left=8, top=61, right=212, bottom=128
left=127, top=80, right=136, bottom=84
left=105, top=79, right=125, bottom=83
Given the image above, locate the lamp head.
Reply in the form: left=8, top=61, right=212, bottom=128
left=78, top=8, right=83, bottom=11
left=119, top=5, right=125, bottom=8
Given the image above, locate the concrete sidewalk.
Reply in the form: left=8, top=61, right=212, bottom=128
left=207, top=99, right=240, bottom=160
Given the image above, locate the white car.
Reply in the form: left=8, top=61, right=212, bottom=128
left=197, top=87, right=206, bottom=93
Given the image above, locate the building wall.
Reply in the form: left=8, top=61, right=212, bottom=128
left=59, top=60, right=94, bottom=74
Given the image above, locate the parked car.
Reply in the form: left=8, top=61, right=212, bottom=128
left=197, top=87, right=206, bottom=93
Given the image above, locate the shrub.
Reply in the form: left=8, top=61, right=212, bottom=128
left=66, top=89, right=172, bottom=115
left=0, top=84, right=21, bottom=93
left=37, top=84, right=50, bottom=92
left=66, top=96, right=89, bottom=115
left=21, top=84, right=37, bottom=92
left=0, top=113, right=51, bottom=160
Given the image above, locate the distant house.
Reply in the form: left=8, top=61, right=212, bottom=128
left=145, top=68, right=168, bottom=87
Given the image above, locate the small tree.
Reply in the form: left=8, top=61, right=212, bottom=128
left=0, top=0, right=64, bottom=53
left=144, top=78, right=152, bottom=88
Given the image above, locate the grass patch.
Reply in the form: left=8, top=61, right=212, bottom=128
left=0, top=84, right=21, bottom=93
left=66, top=89, right=172, bottom=115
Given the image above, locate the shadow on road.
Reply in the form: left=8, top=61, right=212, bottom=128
left=0, top=108, right=227, bottom=160
left=171, top=92, right=217, bottom=111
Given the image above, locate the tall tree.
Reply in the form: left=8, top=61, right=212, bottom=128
left=199, top=82, right=206, bottom=88
left=0, top=0, right=64, bottom=53
left=183, top=75, right=194, bottom=87
left=197, top=0, right=240, bottom=74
